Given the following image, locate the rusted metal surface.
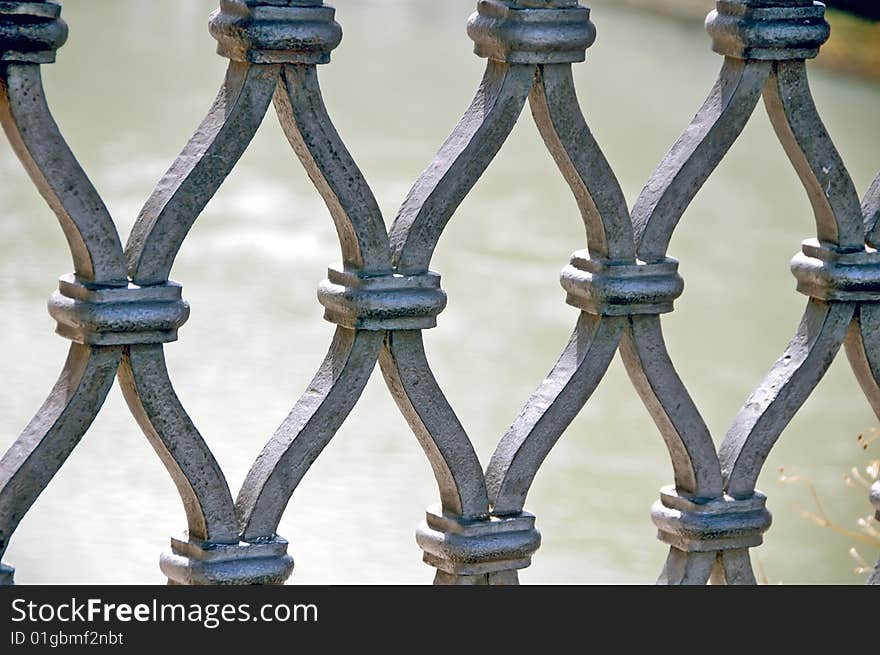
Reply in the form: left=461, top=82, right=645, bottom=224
left=0, top=0, right=877, bottom=585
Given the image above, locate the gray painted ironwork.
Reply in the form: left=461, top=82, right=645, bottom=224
left=0, top=0, right=877, bottom=585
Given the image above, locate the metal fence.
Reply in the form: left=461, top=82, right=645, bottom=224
left=0, top=0, right=877, bottom=586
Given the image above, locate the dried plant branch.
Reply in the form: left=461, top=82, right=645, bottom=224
left=778, top=455, right=880, bottom=579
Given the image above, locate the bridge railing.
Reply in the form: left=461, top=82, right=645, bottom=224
left=0, top=0, right=877, bottom=585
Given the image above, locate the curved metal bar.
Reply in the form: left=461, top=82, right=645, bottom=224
left=844, top=304, right=880, bottom=420
left=379, top=61, right=539, bottom=525
left=485, top=62, right=640, bottom=516
left=125, top=61, right=280, bottom=286
left=848, top=304, right=880, bottom=584
left=274, top=64, right=392, bottom=274
left=0, top=63, right=127, bottom=286
left=529, top=64, right=635, bottom=262
left=716, top=549, right=757, bottom=585
left=389, top=61, right=536, bottom=275
left=486, top=313, right=624, bottom=515
left=0, top=56, right=129, bottom=577
left=656, top=548, right=716, bottom=586
left=236, top=328, right=383, bottom=540
left=0, top=344, right=121, bottom=561
left=763, top=60, right=864, bottom=251
left=234, top=63, right=396, bottom=539
left=868, top=562, right=880, bottom=586
left=117, top=345, right=238, bottom=544
left=845, top=179, right=880, bottom=419
left=379, top=331, right=490, bottom=520
left=620, top=315, right=723, bottom=499
left=721, top=300, right=855, bottom=498
left=632, top=58, right=771, bottom=262
left=863, top=173, right=880, bottom=249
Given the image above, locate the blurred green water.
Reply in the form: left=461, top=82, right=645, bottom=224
left=0, top=0, right=878, bottom=584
